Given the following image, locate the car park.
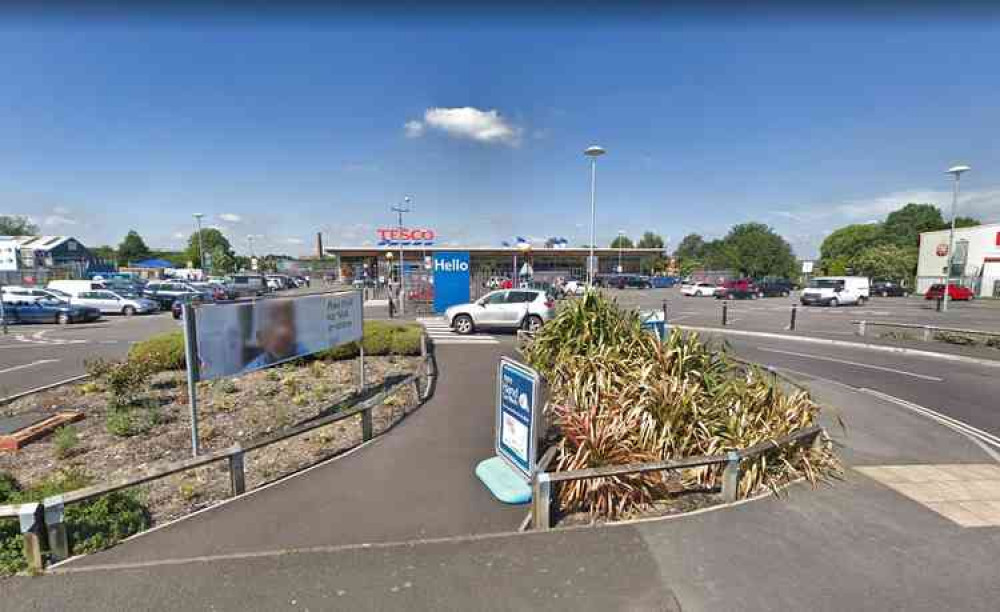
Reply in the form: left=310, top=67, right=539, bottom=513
left=0, top=299, right=101, bottom=325
left=444, top=289, right=556, bottom=335
left=871, top=281, right=908, bottom=297
left=681, top=282, right=719, bottom=297
left=924, top=283, right=974, bottom=301
left=716, top=278, right=759, bottom=300
left=800, top=276, right=870, bottom=307
left=71, top=289, right=158, bottom=316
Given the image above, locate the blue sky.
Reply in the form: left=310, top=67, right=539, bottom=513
left=2, top=13, right=998, bottom=258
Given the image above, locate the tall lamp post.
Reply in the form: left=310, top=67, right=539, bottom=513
left=584, top=145, right=606, bottom=287
left=942, top=165, right=971, bottom=312
left=390, top=196, right=412, bottom=314
left=617, top=230, right=625, bottom=274
left=193, top=213, right=206, bottom=278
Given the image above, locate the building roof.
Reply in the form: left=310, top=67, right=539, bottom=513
left=0, top=235, right=80, bottom=251
left=326, top=246, right=665, bottom=256
left=133, top=258, right=175, bottom=269
left=919, top=222, right=1000, bottom=238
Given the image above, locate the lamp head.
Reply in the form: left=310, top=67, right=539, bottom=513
left=946, top=165, right=971, bottom=177
left=584, top=145, right=606, bottom=157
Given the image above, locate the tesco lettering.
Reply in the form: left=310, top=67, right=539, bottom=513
left=433, top=258, right=469, bottom=272
left=377, top=227, right=436, bottom=241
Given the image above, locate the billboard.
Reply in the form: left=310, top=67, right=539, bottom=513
left=432, top=251, right=470, bottom=313
left=495, top=357, right=542, bottom=480
left=0, top=240, right=19, bottom=272
left=193, top=291, right=363, bottom=380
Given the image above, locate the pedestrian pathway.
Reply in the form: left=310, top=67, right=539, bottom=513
left=417, top=316, right=500, bottom=345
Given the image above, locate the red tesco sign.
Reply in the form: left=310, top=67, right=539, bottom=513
left=377, top=227, right=436, bottom=241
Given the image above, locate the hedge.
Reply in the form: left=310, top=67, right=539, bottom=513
left=128, top=331, right=185, bottom=373
left=316, top=321, right=423, bottom=361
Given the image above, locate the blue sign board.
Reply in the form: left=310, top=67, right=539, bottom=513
left=496, top=357, right=541, bottom=480
left=432, top=251, right=470, bottom=313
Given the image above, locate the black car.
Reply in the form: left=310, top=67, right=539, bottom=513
left=757, top=279, right=795, bottom=297
left=171, top=294, right=206, bottom=320
left=601, top=274, right=652, bottom=290
left=871, top=281, right=908, bottom=297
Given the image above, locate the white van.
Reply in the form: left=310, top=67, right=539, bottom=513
left=800, top=276, right=870, bottom=307
left=47, top=279, right=107, bottom=297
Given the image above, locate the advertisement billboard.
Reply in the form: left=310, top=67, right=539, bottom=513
left=0, top=240, right=19, bottom=272
left=495, top=357, right=542, bottom=480
left=194, top=291, right=363, bottom=380
left=432, top=251, right=470, bottom=313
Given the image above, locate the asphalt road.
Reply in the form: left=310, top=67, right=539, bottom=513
left=0, top=313, right=179, bottom=399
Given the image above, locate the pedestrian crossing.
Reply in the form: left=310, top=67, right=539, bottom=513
left=417, top=317, right=500, bottom=345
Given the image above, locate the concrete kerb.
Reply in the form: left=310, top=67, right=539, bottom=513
left=676, top=325, right=1000, bottom=369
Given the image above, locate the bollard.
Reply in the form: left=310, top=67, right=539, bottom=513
left=923, top=326, right=932, bottom=342
left=789, top=305, right=797, bottom=331
left=857, top=320, right=866, bottom=337
left=721, top=451, right=740, bottom=503
left=531, top=472, right=552, bottom=530
left=43, top=495, right=69, bottom=562
left=936, top=297, right=943, bottom=312
left=228, top=445, right=246, bottom=496
left=662, top=300, right=668, bottom=324
left=722, top=302, right=729, bottom=326
left=18, top=502, right=44, bottom=573
left=388, top=295, right=395, bottom=319
left=358, top=344, right=366, bottom=392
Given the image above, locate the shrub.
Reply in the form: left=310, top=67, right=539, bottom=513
left=316, top=321, right=423, bottom=361
left=84, top=357, right=114, bottom=380
left=128, top=331, right=186, bottom=373
left=104, top=360, right=152, bottom=409
left=106, top=407, right=157, bottom=438
left=53, top=425, right=79, bottom=459
left=0, top=472, right=20, bottom=503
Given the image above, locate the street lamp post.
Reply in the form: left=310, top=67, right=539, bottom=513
left=193, top=213, right=205, bottom=279
left=584, top=145, right=606, bottom=287
left=942, top=165, right=971, bottom=312
left=390, top=196, right=412, bottom=315
left=617, top=230, right=625, bottom=274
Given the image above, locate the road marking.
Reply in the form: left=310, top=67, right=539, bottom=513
left=0, top=359, right=60, bottom=375
left=859, top=388, right=1000, bottom=452
left=755, top=346, right=944, bottom=381
left=417, top=317, right=500, bottom=345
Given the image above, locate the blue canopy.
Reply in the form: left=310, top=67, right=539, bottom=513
left=133, top=258, right=174, bottom=269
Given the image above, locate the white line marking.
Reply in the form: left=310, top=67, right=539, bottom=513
left=859, top=388, right=1000, bottom=451
left=0, top=359, right=60, bottom=375
left=755, top=346, right=943, bottom=381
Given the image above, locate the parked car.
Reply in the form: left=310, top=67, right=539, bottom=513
left=47, top=279, right=107, bottom=296
left=800, top=276, right=870, bottom=307
left=650, top=276, right=679, bottom=289
left=924, top=284, right=974, bottom=301
left=485, top=276, right=510, bottom=290
left=444, top=289, right=556, bottom=335
left=0, top=299, right=101, bottom=325
left=563, top=280, right=586, bottom=295
left=756, top=279, right=795, bottom=297
left=681, top=282, right=719, bottom=297
left=716, top=278, right=759, bottom=300
left=71, top=290, right=158, bottom=315
left=2, top=286, right=70, bottom=304
left=871, top=281, right=908, bottom=297
left=190, top=281, right=233, bottom=301
left=171, top=293, right=206, bottom=320
left=144, top=281, right=207, bottom=309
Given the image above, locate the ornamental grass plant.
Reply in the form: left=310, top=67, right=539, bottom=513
left=523, top=292, right=840, bottom=519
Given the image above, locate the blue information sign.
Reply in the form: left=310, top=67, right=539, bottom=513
left=496, top=357, right=541, bottom=480
left=432, top=251, right=471, bottom=313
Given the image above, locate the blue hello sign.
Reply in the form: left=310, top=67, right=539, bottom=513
left=432, top=251, right=470, bottom=313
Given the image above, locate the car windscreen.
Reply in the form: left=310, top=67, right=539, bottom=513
left=808, top=279, right=844, bottom=289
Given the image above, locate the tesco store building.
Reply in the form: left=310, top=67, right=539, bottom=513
left=916, top=222, right=1000, bottom=298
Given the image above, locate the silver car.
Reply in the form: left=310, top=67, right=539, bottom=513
left=444, top=289, right=556, bottom=335
left=70, top=289, right=158, bottom=316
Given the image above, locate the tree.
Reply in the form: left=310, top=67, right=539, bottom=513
left=186, top=228, right=233, bottom=268
left=954, top=216, right=980, bottom=229
left=0, top=215, right=38, bottom=236
left=117, top=230, right=151, bottom=263
left=851, top=244, right=918, bottom=281
left=91, top=245, right=117, bottom=262
left=674, top=234, right=706, bottom=260
left=207, top=244, right=236, bottom=274
left=637, top=231, right=665, bottom=249
left=610, top=235, right=634, bottom=249
left=717, top=223, right=797, bottom=278
left=881, top=203, right=945, bottom=248
left=819, top=223, right=883, bottom=266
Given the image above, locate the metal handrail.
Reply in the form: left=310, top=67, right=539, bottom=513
left=852, top=319, right=1000, bottom=338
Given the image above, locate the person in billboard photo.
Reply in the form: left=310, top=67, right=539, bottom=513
left=242, top=299, right=309, bottom=372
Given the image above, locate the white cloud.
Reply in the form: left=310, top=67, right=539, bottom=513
left=403, top=120, right=425, bottom=139
left=405, top=107, right=522, bottom=146
left=42, top=214, right=77, bottom=226
left=284, top=237, right=304, bottom=245
left=172, top=232, right=185, bottom=239
left=219, top=213, right=242, bottom=223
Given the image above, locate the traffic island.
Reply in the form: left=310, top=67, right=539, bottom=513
left=519, top=292, right=841, bottom=528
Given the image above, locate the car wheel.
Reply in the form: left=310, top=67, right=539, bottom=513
left=122, top=305, right=136, bottom=317
left=829, top=298, right=839, bottom=308
left=858, top=296, right=867, bottom=305
left=524, top=315, right=543, bottom=332
left=752, top=293, right=760, bottom=300
left=453, top=314, right=474, bottom=335
left=783, top=291, right=790, bottom=297
left=57, top=313, right=70, bottom=325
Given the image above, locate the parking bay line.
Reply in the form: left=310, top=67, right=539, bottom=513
left=755, top=346, right=944, bottom=382
left=0, top=359, right=60, bottom=375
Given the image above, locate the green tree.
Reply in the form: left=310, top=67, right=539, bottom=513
left=610, top=235, right=634, bottom=249
left=0, top=215, right=38, bottom=236
left=117, top=230, right=151, bottom=263
left=819, top=223, right=883, bottom=268
left=954, top=216, right=980, bottom=229
left=186, top=228, right=233, bottom=268
left=881, top=203, right=945, bottom=248
left=206, top=244, right=235, bottom=274
left=674, top=234, right=706, bottom=260
left=852, top=244, right=918, bottom=281
left=717, top=223, right=797, bottom=278
left=91, top=245, right=117, bottom=262
left=637, top=231, right=665, bottom=249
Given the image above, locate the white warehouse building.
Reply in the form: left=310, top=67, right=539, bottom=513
left=916, top=222, right=1000, bottom=298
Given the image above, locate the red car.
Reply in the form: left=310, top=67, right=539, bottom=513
left=924, top=284, right=974, bottom=301
left=716, top=278, right=760, bottom=300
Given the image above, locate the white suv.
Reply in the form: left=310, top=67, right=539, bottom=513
left=445, top=289, right=556, bottom=334
left=681, top=282, right=719, bottom=297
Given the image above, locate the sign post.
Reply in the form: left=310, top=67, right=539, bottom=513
left=495, top=357, right=542, bottom=480
left=181, top=303, right=201, bottom=456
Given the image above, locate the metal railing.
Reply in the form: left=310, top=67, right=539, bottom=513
left=852, top=320, right=1000, bottom=342
left=1, top=334, right=437, bottom=573
left=529, top=424, right=825, bottom=530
